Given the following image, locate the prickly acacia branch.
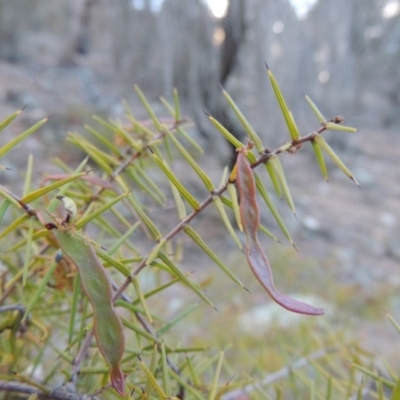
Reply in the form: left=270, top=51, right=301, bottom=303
left=0, top=115, right=344, bottom=395
left=113, top=116, right=339, bottom=298
left=4, top=117, right=337, bottom=301
left=81, top=118, right=187, bottom=213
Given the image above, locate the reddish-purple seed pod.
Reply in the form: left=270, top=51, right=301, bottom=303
left=236, top=149, right=324, bottom=316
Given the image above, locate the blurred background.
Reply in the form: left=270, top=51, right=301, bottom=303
left=1, top=0, right=400, bottom=373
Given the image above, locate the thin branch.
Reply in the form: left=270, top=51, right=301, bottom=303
left=0, top=303, right=25, bottom=314
left=113, top=118, right=334, bottom=299
left=70, top=331, right=95, bottom=384
left=0, top=381, right=95, bottom=400
left=221, top=347, right=336, bottom=400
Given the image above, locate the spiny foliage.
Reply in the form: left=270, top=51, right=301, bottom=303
left=0, top=65, right=398, bottom=399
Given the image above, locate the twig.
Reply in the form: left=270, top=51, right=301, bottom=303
left=0, top=303, right=25, bottom=314
left=221, top=347, right=336, bottom=400
left=0, top=381, right=96, bottom=400
left=70, top=331, right=95, bottom=385
left=113, top=119, right=333, bottom=299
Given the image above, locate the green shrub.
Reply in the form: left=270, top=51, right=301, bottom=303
left=0, top=68, right=398, bottom=399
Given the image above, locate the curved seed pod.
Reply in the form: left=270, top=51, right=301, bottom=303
left=236, top=149, right=324, bottom=316
left=39, top=204, right=125, bottom=395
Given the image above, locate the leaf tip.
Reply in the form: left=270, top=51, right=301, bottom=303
left=111, top=368, right=125, bottom=397
left=350, top=175, right=362, bottom=189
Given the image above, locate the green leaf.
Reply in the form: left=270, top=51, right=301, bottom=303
left=7, top=229, right=49, bottom=252
left=227, top=183, right=242, bottom=231
left=391, top=378, right=400, bottom=400
left=134, top=85, right=163, bottom=132
left=0, top=199, right=11, bottom=225
left=353, top=364, right=395, bottom=389
left=169, top=369, right=204, bottom=400
left=314, top=135, right=360, bottom=186
left=68, top=132, right=121, bottom=167
left=208, top=115, right=244, bottom=149
left=266, top=65, right=300, bottom=140
left=325, top=122, right=358, bottom=133
left=116, top=176, right=162, bottom=240
left=173, top=87, right=181, bottom=122
left=0, top=184, right=23, bottom=209
left=0, top=108, right=23, bottom=132
left=92, top=115, right=142, bottom=150
left=96, top=248, right=130, bottom=276
left=311, top=139, right=328, bottom=180
left=106, top=221, right=141, bottom=256
left=145, top=239, right=167, bottom=266
left=135, top=164, right=167, bottom=204
left=157, top=303, right=198, bottom=336
left=146, top=345, right=158, bottom=398
left=121, top=318, right=160, bottom=344
left=165, top=126, right=215, bottom=191
left=388, top=315, right=400, bottom=336
left=183, top=226, right=246, bottom=289
left=24, top=259, right=59, bottom=318
left=21, top=172, right=89, bottom=204
left=75, top=192, right=129, bottom=230
left=150, top=150, right=200, bottom=210
left=265, top=157, right=282, bottom=198
left=125, top=114, right=155, bottom=140
left=158, top=252, right=216, bottom=309
left=222, top=88, right=264, bottom=152
left=177, top=126, right=204, bottom=154
left=131, top=276, right=153, bottom=323
left=170, top=179, right=187, bottom=220
left=157, top=99, right=195, bottom=155
left=0, top=117, right=47, bottom=159
left=138, top=357, right=168, bottom=400
left=115, top=299, right=154, bottom=317
left=22, top=217, right=35, bottom=287
left=305, top=95, right=326, bottom=124
left=131, top=275, right=180, bottom=304
left=255, top=173, right=293, bottom=245
left=212, top=196, right=243, bottom=250
left=68, top=274, right=81, bottom=345
left=209, top=352, right=224, bottom=400
left=270, top=156, right=296, bottom=214
left=0, top=214, right=29, bottom=240
left=23, top=155, right=34, bottom=196
left=159, top=95, right=175, bottom=115
left=84, top=124, right=122, bottom=155
left=259, top=224, right=280, bottom=243
left=160, top=344, right=172, bottom=398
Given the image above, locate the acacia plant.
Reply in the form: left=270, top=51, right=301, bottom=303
left=0, top=66, right=398, bottom=399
